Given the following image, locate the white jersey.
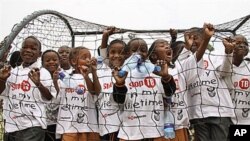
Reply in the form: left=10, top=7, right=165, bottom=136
left=46, top=68, right=71, bottom=125
left=118, top=69, right=165, bottom=140
left=97, top=68, right=123, bottom=136
left=2, top=62, right=56, bottom=132
left=224, top=60, right=250, bottom=124
left=56, top=73, right=99, bottom=134
left=186, top=52, right=234, bottom=119
left=170, top=53, right=204, bottom=130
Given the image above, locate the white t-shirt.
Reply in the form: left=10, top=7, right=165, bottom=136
left=118, top=69, right=165, bottom=140
left=97, top=68, right=123, bottom=136
left=185, top=52, right=234, bottom=119
left=2, top=62, right=56, bottom=132
left=46, top=68, right=71, bottom=125
left=169, top=53, right=204, bottom=130
left=224, top=60, right=250, bottom=124
left=56, top=73, right=99, bottom=134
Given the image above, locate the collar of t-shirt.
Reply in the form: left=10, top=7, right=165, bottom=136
left=19, top=61, right=40, bottom=69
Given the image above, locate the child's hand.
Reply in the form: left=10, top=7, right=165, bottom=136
left=52, top=68, right=61, bottom=81
left=112, top=67, right=127, bottom=86
left=203, top=23, right=214, bottom=39
left=79, top=65, right=90, bottom=78
left=28, top=68, right=40, bottom=86
left=184, top=31, right=194, bottom=50
left=90, top=57, right=97, bottom=71
left=103, top=26, right=120, bottom=36
left=0, top=64, right=11, bottom=81
left=154, top=63, right=169, bottom=78
left=222, top=37, right=236, bottom=54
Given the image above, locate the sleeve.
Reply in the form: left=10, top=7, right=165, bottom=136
left=99, top=47, right=109, bottom=66
left=39, top=68, right=57, bottom=100
left=161, top=76, right=176, bottom=97
left=112, top=84, right=128, bottom=104
left=216, top=53, right=233, bottom=78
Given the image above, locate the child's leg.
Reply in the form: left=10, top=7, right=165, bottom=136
left=87, top=132, right=100, bottom=141
left=62, top=133, right=78, bottom=141
left=14, top=127, right=45, bottom=141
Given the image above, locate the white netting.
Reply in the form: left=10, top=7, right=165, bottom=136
left=0, top=10, right=249, bottom=141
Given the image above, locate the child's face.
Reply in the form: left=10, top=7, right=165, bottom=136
left=108, top=43, right=126, bottom=68
left=233, top=35, right=249, bottom=62
left=20, top=38, right=41, bottom=65
left=75, top=49, right=91, bottom=70
left=190, top=32, right=203, bottom=53
left=153, top=40, right=172, bottom=62
left=129, top=39, right=148, bottom=60
left=42, top=52, right=60, bottom=74
left=58, top=47, right=71, bottom=64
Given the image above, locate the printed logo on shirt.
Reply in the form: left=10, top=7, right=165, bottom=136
left=204, top=60, right=209, bottom=69
left=128, top=114, right=146, bottom=120
left=65, top=84, right=86, bottom=94
left=239, top=78, right=250, bottom=90
left=10, top=80, right=31, bottom=92
left=103, top=82, right=112, bottom=89
left=75, top=84, right=86, bottom=94
left=174, top=79, right=179, bottom=91
left=129, top=76, right=156, bottom=89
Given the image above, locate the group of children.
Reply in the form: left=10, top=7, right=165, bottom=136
left=0, top=22, right=249, bottom=141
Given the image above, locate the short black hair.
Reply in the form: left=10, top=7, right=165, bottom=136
left=41, top=49, right=60, bottom=65
left=109, top=39, right=128, bottom=53
left=9, top=51, right=22, bottom=68
left=22, top=36, right=42, bottom=51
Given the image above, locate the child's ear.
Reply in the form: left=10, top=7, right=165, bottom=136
left=70, top=58, right=77, bottom=68
left=149, top=52, right=158, bottom=64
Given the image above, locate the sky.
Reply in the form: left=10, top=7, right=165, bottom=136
left=1, top=0, right=250, bottom=40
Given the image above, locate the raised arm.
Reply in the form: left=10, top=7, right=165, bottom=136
left=0, top=65, right=11, bottom=94
left=217, top=37, right=235, bottom=77
left=196, top=23, right=214, bottom=62
left=28, top=68, right=53, bottom=100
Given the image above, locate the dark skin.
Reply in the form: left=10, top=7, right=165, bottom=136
left=128, top=39, right=148, bottom=61
left=184, top=23, right=215, bottom=62
left=70, top=49, right=101, bottom=95
left=42, top=51, right=61, bottom=94
left=0, top=37, right=53, bottom=100
left=58, top=46, right=71, bottom=70
left=232, top=35, right=249, bottom=66
left=108, top=43, right=128, bottom=86
left=149, top=39, right=173, bottom=81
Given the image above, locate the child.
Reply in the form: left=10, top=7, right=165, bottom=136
left=223, top=35, right=250, bottom=125
left=116, top=38, right=174, bottom=141
left=41, top=49, right=61, bottom=141
left=56, top=46, right=101, bottom=141
left=184, top=24, right=234, bottom=141
left=97, top=39, right=128, bottom=141
left=58, top=45, right=72, bottom=74
left=0, top=36, right=56, bottom=141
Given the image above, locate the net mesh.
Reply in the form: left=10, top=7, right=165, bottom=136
left=0, top=10, right=250, bottom=141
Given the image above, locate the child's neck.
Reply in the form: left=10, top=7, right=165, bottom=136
left=22, top=62, right=35, bottom=68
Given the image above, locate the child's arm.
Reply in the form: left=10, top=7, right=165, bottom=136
left=217, top=37, right=235, bottom=77
left=112, top=67, right=128, bottom=104
left=196, top=23, right=214, bottom=62
left=52, top=68, right=60, bottom=95
left=28, top=68, right=53, bottom=100
left=100, top=26, right=119, bottom=49
left=79, top=58, right=101, bottom=95
left=0, top=65, right=11, bottom=94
